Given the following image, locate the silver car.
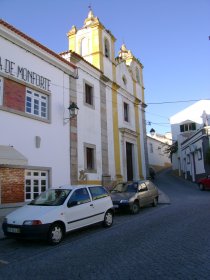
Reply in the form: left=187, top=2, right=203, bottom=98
left=110, top=180, right=159, bottom=214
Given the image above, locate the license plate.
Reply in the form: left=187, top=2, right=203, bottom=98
left=7, top=227, right=20, bottom=233
left=113, top=205, right=119, bottom=208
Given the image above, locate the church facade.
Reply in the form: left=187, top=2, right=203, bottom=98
left=61, top=10, right=149, bottom=185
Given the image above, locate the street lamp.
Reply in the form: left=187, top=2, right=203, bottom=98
left=64, top=102, right=79, bottom=124
left=150, top=128, right=156, bottom=137
left=68, top=102, right=79, bottom=118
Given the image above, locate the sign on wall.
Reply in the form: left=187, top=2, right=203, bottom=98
left=0, top=56, right=51, bottom=92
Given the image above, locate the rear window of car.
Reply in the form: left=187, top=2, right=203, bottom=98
left=146, top=181, right=156, bottom=190
left=89, top=186, right=109, bottom=200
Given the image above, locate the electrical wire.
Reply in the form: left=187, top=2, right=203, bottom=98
left=147, top=99, right=210, bottom=105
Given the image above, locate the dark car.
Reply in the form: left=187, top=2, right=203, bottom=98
left=197, top=175, right=210, bottom=191
left=110, top=180, right=159, bottom=214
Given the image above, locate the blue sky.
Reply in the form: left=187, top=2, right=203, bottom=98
left=1, top=0, right=210, bottom=135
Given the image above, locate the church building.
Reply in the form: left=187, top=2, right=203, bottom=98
left=61, top=9, right=148, bottom=185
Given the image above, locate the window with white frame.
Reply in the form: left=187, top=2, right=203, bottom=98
left=124, top=102, right=129, bottom=122
left=84, top=143, right=96, bottom=172
left=0, top=76, right=3, bottom=105
left=180, top=122, right=196, bottom=133
left=25, top=170, right=48, bottom=201
left=26, top=88, right=48, bottom=119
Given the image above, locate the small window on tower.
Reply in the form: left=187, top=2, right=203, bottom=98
left=124, top=102, right=129, bottom=122
left=136, top=67, right=140, bottom=83
left=81, top=37, right=88, bottom=56
left=122, top=75, right=127, bottom=86
left=104, top=38, right=110, bottom=58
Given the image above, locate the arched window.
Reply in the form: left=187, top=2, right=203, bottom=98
left=104, top=38, right=110, bottom=58
left=122, top=75, right=127, bottom=86
left=136, top=67, right=140, bottom=83
left=81, top=37, right=88, bottom=56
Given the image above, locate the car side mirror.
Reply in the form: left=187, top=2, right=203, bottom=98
left=67, top=200, right=78, bottom=208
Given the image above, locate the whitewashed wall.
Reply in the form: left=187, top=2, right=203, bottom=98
left=0, top=35, right=72, bottom=187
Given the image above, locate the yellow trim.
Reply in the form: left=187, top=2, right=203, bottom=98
left=91, top=27, right=104, bottom=71
left=68, top=34, right=76, bottom=52
left=133, top=81, right=143, bottom=178
left=112, top=83, right=121, bottom=179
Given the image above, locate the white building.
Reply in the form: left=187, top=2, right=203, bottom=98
left=170, top=100, right=210, bottom=180
left=61, top=10, right=149, bottom=184
left=147, top=129, right=172, bottom=172
left=0, top=19, right=77, bottom=204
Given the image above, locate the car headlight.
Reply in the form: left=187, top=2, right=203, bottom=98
left=120, top=200, right=129, bottom=203
left=23, top=220, right=42, bottom=225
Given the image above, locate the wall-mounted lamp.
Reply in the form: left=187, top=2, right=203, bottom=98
left=68, top=102, right=79, bottom=118
left=64, top=102, right=79, bottom=124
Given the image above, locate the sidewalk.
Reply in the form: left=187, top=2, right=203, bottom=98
left=0, top=190, right=170, bottom=240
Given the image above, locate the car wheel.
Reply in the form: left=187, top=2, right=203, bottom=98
left=152, top=197, right=158, bottom=207
left=103, top=210, right=113, bottom=228
left=48, top=223, right=64, bottom=245
left=199, top=183, right=205, bottom=191
left=131, top=202, right=140, bottom=214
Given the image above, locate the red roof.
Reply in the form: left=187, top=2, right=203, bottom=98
left=0, top=19, right=77, bottom=70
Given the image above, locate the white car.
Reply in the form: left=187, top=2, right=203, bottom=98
left=2, top=185, right=114, bottom=245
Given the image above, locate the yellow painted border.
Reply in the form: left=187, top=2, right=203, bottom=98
left=133, top=81, right=143, bottom=178
left=112, top=83, right=122, bottom=179
left=91, top=26, right=104, bottom=72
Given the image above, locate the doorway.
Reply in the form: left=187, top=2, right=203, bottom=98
left=126, top=142, right=133, bottom=181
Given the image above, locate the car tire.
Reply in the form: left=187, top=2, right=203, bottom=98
left=199, top=183, right=205, bottom=191
left=130, top=202, right=140, bottom=214
left=152, top=197, right=158, bottom=207
left=103, top=210, right=113, bottom=228
left=48, top=223, right=64, bottom=245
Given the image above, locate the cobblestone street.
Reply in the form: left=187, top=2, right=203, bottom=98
left=1, top=169, right=210, bottom=279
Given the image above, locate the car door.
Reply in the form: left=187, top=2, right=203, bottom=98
left=64, top=187, right=95, bottom=232
left=88, top=186, right=111, bottom=222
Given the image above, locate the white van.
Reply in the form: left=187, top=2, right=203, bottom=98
left=2, top=185, right=114, bottom=245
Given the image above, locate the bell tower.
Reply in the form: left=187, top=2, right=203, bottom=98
left=67, top=8, right=116, bottom=76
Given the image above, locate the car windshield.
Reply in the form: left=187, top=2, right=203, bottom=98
left=29, top=189, right=72, bottom=206
left=111, top=183, right=137, bottom=193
